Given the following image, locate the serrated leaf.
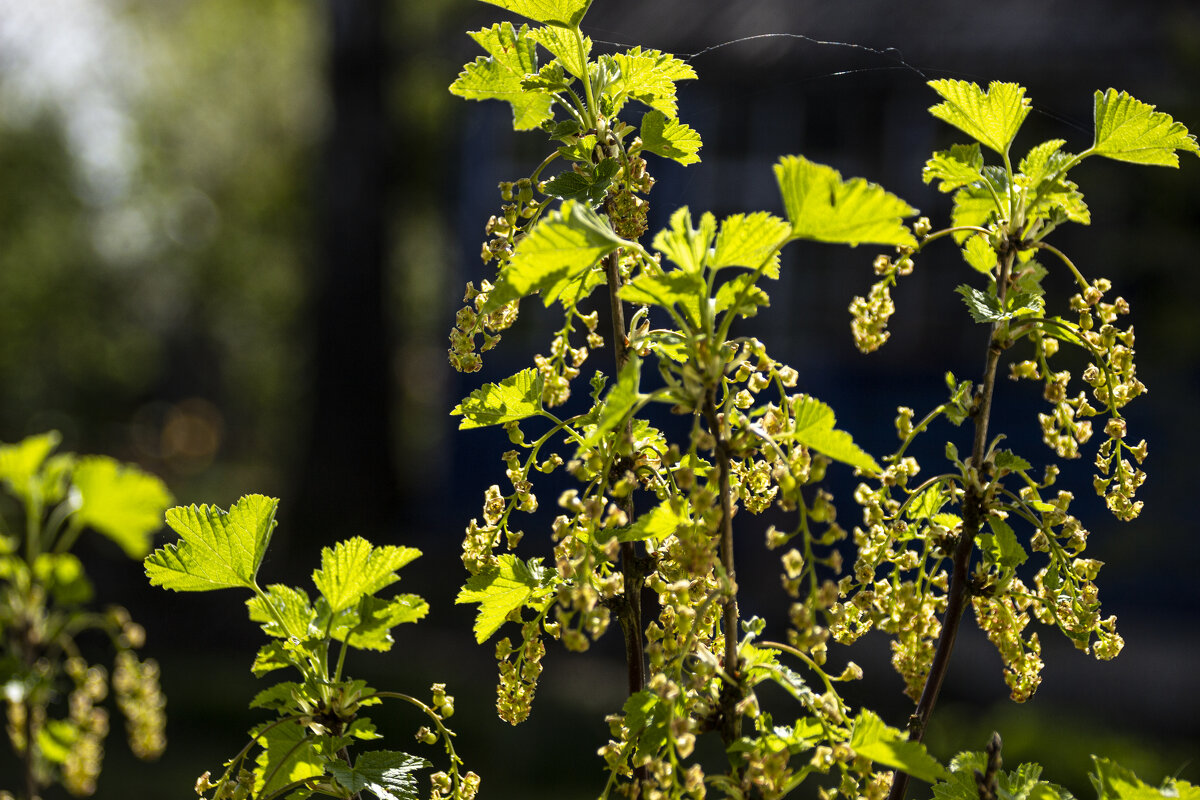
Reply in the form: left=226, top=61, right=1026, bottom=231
left=652, top=206, right=716, bottom=274
left=581, top=357, right=641, bottom=450
left=950, top=166, right=1009, bottom=240
left=1090, top=89, right=1200, bottom=167
left=541, top=158, right=619, bottom=204
left=617, top=498, right=685, bottom=543
left=982, top=517, right=1027, bottom=569
left=906, top=484, right=948, bottom=521
left=528, top=25, right=590, bottom=79
left=711, top=212, right=790, bottom=275
left=483, top=200, right=624, bottom=311
left=71, top=456, right=172, bottom=558
left=956, top=284, right=1004, bottom=323
left=249, top=682, right=300, bottom=712
left=962, top=234, right=997, bottom=274
left=639, top=109, right=702, bottom=165
left=620, top=271, right=704, bottom=326
left=923, top=144, right=985, bottom=193
left=329, top=750, right=431, bottom=800
left=251, top=641, right=291, bottom=677
left=456, top=554, right=550, bottom=643
left=254, top=720, right=323, bottom=797
left=451, top=23, right=552, bottom=131
left=994, top=451, right=1032, bottom=473
left=786, top=395, right=880, bottom=474
left=775, top=155, right=917, bottom=247
left=851, top=709, right=948, bottom=783
left=714, top=272, right=770, bottom=319
left=1091, top=756, right=1200, bottom=800
left=452, top=368, right=544, bottom=429
left=248, top=584, right=317, bottom=639
left=313, top=537, right=421, bottom=614
left=0, top=431, right=61, bottom=504
left=330, top=594, right=430, bottom=652
left=928, top=80, right=1031, bottom=156
left=146, top=494, right=278, bottom=592
left=475, top=0, right=592, bottom=27
left=606, top=48, right=696, bottom=118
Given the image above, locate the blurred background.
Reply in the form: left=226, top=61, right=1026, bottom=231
left=0, top=0, right=1197, bottom=797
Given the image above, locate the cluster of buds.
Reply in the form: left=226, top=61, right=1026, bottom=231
left=849, top=251, right=913, bottom=353
left=448, top=280, right=519, bottom=373
left=62, top=659, right=111, bottom=796
left=112, top=650, right=167, bottom=760
left=494, top=622, right=545, bottom=725
left=534, top=329, right=589, bottom=407
left=971, top=587, right=1044, bottom=701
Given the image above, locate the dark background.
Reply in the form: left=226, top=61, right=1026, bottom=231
left=0, top=0, right=1197, bottom=797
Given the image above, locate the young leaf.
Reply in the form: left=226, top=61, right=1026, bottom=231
left=639, top=109, right=702, bottom=166
left=580, top=357, right=642, bottom=450
left=329, top=750, right=431, bottom=800
left=774, top=155, right=917, bottom=247
left=619, top=271, right=704, bottom=325
left=710, top=211, right=790, bottom=274
left=714, top=272, right=770, bottom=319
left=146, top=494, right=278, bottom=592
left=606, top=48, right=697, bottom=118
left=254, top=720, right=323, bottom=797
left=475, top=0, right=592, bottom=27
left=850, top=709, right=948, bottom=783
left=452, top=368, right=544, bottom=429
left=482, top=200, right=624, bottom=311
left=923, top=143, right=985, bottom=193
left=71, top=456, right=172, bottom=558
left=450, top=23, right=552, bottom=131
left=528, top=25, right=591, bottom=80
left=247, top=584, right=318, bottom=639
left=956, top=284, right=1004, bottom=323
left=1090, top=756, right=1200, bottom=800
left=961, top=234, right=997, bottom=274
left=456, top=554, right=550, bottom=643
left=928, top=80, right=1031, bottom=156
left=652, top=207, right=716, bottom=274
left=0, top=430, right=61, bottom=503
left=331, top=594, right=430, bottom=652
left=541, top=158, right=619, bottom=204
left=617, top=498, right=685, bottom=543
left=786, top=395, right=881, bottom=474
left=982, top=517, right=1028, bottom=569
left=1090, top=89, right=1200, bottom=167
left=313, top=537, right=421, bottom=614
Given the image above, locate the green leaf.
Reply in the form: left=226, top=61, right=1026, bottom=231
left=483, top=200, right=624, bottom=310
left=249, top=682, right=300, bottom=712
left=711, top=212, right=790, bottom=275
left=251, top=641, right=291, bottom=677
left=639, top=109, right=702, bottom=166
left=714, top=272, right=770, bottom=319
left=452, top=368, right=544, bottom=429
left=541, top=158, right=619, bottom=204
left=950, top=166, right=1009, bottom=238
left=36, top=719, right=78, bottom=764
left=906, top=484, right=948, bottom=521
left=774, top=155, right=917, bottom=247
left=146, top=494, right=278, bottom=592
left=617, top=498, right=685, bottom=543
left=981, top=517, right=1028, bottom=569
left=456, top=554, right=550, bottom=643
left=528, top=25, right=591, bottom=79
left=33, top=553, right=93, bottom=605
left=450, top=23, right=553, bottom=131
left=928, top=80, right=1031, bottom=156
left=923, top=144, right=985, bottom=193
left=313, top=537, right=421, bottom=614
left=619, top=271, right=703, bottom=326
left=254, top=720, right=323, bottom=797
left=0, top=431, right=61, bottom=504
left=1019, top=140, right=1091, bottom=225
left=786, top=395, right=880, bottom=474
left=475, top=0, right=592, bottom=27
left=330, top=594, right=430, bottom=651
left=956, top=284, right=1004, bottom=323
left=605, top=48, right=697, bottom=118
left=962, top=234, right=997, bottom=274
left=329, top=750, right=431, bottom=800
left=1091, top=756, right=1200, bottom=800
left=851, top=709, right=948, bottom=783
left=71, top=456, right=172, bottom=558
left=934, top=752, right=1072, bottom=800
left=247, top=584, right=317, bottom=639
left=652, top=207, right=716, bottom=274
left=580, top=357, right=642, bottom=450
left=1090, top=89, right=1200, bottom=167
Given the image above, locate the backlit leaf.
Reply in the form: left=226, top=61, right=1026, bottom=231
left=619, top=271, right=704, bottom=325
left=1090, top=89, right=1200, bottom=167
left=1091, top=756, right=1200, bottom=800
left=541, top=158, right=619, bottom=204
left=714, top=272, right=770, bottom=319
left=456, top=554, right=551, bottom=643
left=639, top=109, right=702, bottom=165
left=247, top=584, right=317, bottom=639
left=710, top=212, right=790, bottom=275
left=956, top=284, right=1004, bottom=323
left=928, top=80, right=1031, bottom=156
left=775, top=155, right=917, bottom=247
left=146, top=494, right=278, bottom=592
left=313, top=537, right=421, bottom=614
left=528, top=25, right=591, bottom=79
left=475, top=0, right=592, bottom=27
left=652, top=207, right=716, bottom=274
left=606, top=48, right=697, bottom=118
left=787, top=395, right=880, bottom=474
left=0, top=431, right=61, bottom=504
left=961, top=234, right=997, bottom=274
left=329, top=750, right=430, bottom=800
left=851, top=709, right=948, bottom=783
left=581, top=357, right=641, bottom=450
left=450, top=23, right=552, bottom=131
left=617, top=498, right=685, bottom=543
left=71, top=456, right=172, bottom=558
left=254, top=720, right=323, bottom=797
left=333, top=595, right=430, bottom=651
left=923, top=144, right=985, bottom=193
left=452, top=368, right=544, bottom=429
left=482, top=200, right=624, bottom=310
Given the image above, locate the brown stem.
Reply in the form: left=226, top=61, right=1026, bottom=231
left=701, top=390, right=741, bottom=744
left=888, top=251, right=1014, bottom=800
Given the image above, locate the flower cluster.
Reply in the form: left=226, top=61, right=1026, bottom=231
left=112, top=650, right=167, bottom=761
left=849, top=250, right=914, bottom=353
